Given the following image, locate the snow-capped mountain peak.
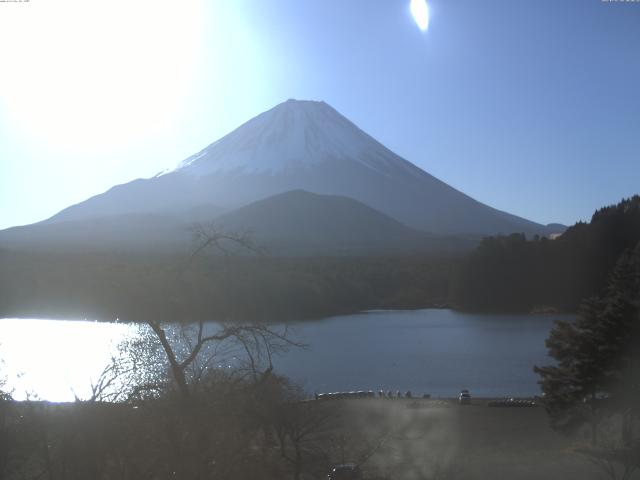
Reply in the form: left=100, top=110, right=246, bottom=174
left=173, top=99, right=413, bottom=176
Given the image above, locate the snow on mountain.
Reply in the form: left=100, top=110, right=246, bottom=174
left=170, top=99, right=421, bottom=178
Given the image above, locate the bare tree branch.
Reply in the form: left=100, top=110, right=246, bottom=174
left=188, top=222, right=264, bottom=262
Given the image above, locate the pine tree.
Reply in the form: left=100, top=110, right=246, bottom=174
left=534, top=243, right=640, bottom=444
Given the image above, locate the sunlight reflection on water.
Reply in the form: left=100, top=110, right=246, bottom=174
left=0, top=319, right=143, bottom=401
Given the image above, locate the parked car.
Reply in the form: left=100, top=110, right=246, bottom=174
left=458, top=389, right=471, bottom=405
left=328, top=463, right=362, bottom=480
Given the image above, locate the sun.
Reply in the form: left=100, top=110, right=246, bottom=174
left=410, top=0, right=430, bottom=32
left=0, top=0, right=203, bottom=152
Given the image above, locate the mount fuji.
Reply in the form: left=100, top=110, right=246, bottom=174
left=0, top=99, right=561, bottom=253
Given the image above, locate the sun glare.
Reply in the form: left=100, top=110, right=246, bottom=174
left=0, top=319, right=137, bottom=402
left=410, top=0, right=430, bottom=32
left=0, top=0, right=203, bottom=152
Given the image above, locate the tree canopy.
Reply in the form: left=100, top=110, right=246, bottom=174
left=455, top=196, right=640, bottom=312
left=534, top=242, right=640, bottom=444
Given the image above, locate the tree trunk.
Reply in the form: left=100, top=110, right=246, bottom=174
left=294, top=444, right=302, bottom=480
left=171, top=364, right=191, bottom=400
left=590, top=391, right=598, bottom=445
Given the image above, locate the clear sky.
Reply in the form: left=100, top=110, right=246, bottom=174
left=0, top=0, right=638, bottom=230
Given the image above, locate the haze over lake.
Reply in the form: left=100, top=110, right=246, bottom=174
left=0, top=309, right=569, bottom=402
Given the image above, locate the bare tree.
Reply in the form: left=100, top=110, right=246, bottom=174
left=577, top=444, right=640, bottom=480
left=273, top=398, right=336, bottom=480
left=188, top=222, right=262, bottom=261
left=148, top=223, right=299, bottom=400
left=576, top=416, right=640, bottom=480
left=148, top=320, right=298, bottom=399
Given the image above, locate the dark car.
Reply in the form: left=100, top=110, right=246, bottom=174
left=328, top=463, right=362, bottom=480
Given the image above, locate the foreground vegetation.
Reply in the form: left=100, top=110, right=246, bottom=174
left=0, top=374, right=333, bottom=480
left=2, top=391, right=637, bottom=480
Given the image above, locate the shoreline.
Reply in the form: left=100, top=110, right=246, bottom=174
left=0, top=304, right=575, bottom=325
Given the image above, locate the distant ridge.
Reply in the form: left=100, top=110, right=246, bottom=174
left=0, top=190, right=478, bottom=255
left=214, top=190, right=477, bottom=254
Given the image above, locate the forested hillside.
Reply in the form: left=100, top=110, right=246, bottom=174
left=454, top=196, right=640, bottom=312
left=0, top=251, right=455, bottom=322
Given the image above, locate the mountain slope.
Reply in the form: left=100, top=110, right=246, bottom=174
left=0, top=213, right=193, bottom=253
left=27, top=99, right=561, bottom=237
left=0, top=190, right=478, bottom=254
left=214, top=190, right=476, bottom=254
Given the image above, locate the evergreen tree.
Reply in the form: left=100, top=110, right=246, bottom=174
left=534, top=243, right=640, bottom=444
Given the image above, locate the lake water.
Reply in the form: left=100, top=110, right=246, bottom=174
left=0, top=309, right=570, bottom=401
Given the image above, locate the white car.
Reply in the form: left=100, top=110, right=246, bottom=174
left=458, top=389, right=471, bottom=405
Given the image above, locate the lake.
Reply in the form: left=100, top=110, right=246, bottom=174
left=0, top=309, right=571, bottom=401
